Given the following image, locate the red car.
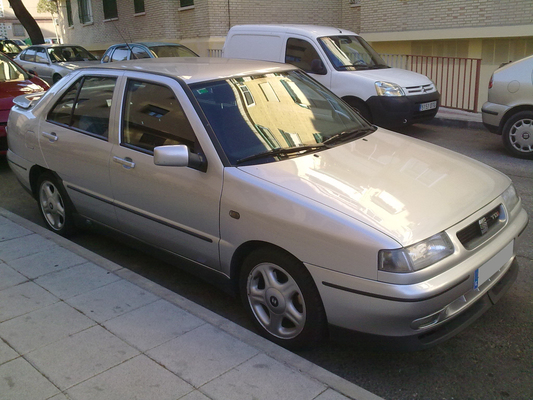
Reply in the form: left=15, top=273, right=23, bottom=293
left=0, top=52, right=49, bottom=155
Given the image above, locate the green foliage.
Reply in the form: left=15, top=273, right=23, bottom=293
left=37, top=0, right=58, bottom=15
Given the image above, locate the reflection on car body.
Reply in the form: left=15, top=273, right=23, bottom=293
left=6, top=58, right=528, bottom=350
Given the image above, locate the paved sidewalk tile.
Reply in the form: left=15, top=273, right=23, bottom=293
left=180, top=391, right=212, bottom=400
left=103, top=299, right=205, bottom=351
left=0, top=263, right=27, bottom=291
left=35, top=262, right=120, bottom=300
left=0, top=234, right=57, bottom=262
left=0, top=219, right=32, bottom=242
left=0, top=339, right=18, bottom=365
left=7, top=247, right=87, bottom=279
left=202, top=353, right=327, bottom=400
left=147, top=323, right=259, bottom=388
left=315, top=389, right=353, bottom=400
left=67, top=354, right=194, bottom=400
left=66, top=279, right=159, bottom=323
left=25, top=325, right=139, bottom=390
left=0, top=281, right=58, bottom=323
left=0, top=302, right=95, bottom=354
left=0, top=357, right=60, bottom=399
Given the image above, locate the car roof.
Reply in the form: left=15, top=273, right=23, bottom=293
left=84, top=57, right=298, bottom=84
left=110, top=42, right=189, bottom=48
left=28, top=44, right=84, bottom=48
left=229, top=24, right=359, bottom=38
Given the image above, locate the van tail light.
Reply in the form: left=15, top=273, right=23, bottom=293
left=488, top=74, right=494, bottom=89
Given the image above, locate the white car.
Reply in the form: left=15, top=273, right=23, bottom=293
left=7, top=58, right=528, bottom=349
left=482, top=55, right=533, bottom=159
left=14, top=44, right=99, bottom=84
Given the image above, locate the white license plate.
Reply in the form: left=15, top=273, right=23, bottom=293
left=419, top=101, right=437, bottom=112
left=474, top=241, right=514, bottom=289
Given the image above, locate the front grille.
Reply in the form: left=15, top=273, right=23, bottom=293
left=405, top=83, right=436, bottom=95
left=457, top=205, right=503, bottom=249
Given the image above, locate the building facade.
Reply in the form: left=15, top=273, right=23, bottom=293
left=57, top=0, right=532, bottom=111
left=0, top=0, right=56, bottom=42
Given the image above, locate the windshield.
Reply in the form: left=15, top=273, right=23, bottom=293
left=0, top=41, right=22, bottom=55
left=150, top=45, right=198, bottom=58
left=48, top=46, right=97, bottom=62
left=318, top=35, right=388, bottom=71
left=0, top=53, right=29, bottom=82
left=191, top=70, right=374, bottom=166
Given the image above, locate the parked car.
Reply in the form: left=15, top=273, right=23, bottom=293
left=0, top=52, right=48, bottom=155
left=101, top=42, right=198, bottom=63
left=7, top=58, right=528, bottom=349
left=482, top=55, right=533, bottom=159
left=0, top=39, right=23, bottom=58
left=14, top=44, right=99, bottom=84
left=10, top=38, right=28, bottom=49
left=223, top=25, right=440, bottom=128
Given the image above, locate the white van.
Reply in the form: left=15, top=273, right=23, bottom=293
left=223, top=25, right=440, bottom=128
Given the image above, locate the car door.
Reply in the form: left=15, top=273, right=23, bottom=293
left=38, top=71, right=121, bottom=226
left=109, top=73, right=223, bottom=269
left=33, top=47, right=54, bottom=82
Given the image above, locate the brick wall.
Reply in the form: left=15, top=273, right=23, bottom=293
left=360, top=0, right=533, bottom=33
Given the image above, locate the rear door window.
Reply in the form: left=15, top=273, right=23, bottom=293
left=47, top=75, right=117, bottom=138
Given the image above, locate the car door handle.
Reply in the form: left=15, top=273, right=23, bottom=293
left=113, top=156, right=136, bottom=169
left=42, top=131, right=58, bottom=142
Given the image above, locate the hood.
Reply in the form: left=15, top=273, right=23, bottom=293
left=58, top=60, right=100, bottom=70
left=237, top=129, right=510, bottom=246
left=345, top=67, right=433, bottom=89
left=0, top=78, right=48, bottom=112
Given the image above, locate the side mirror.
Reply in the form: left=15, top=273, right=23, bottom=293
left=153, top=144, right=207, bottom=172
left=310, top=59, right=327, bottom=75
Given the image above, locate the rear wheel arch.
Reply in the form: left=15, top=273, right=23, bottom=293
left=499, top=105, right=533, bottom=134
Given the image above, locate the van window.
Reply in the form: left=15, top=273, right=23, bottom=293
left=285, top=38, right=326, bottom=75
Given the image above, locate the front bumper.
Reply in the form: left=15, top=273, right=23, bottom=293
left=367, top=92, right=440, bottom=128
left=481, top=101, right=509, bottom=134
left=306, top=200, right=528, bottom=349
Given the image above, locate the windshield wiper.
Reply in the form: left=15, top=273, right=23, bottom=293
left=322, top=126, right=376, bottom=146
left=236, top=144, right=325, bottom=165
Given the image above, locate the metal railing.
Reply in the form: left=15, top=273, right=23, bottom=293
left=381, top=54, right=482, bottom=112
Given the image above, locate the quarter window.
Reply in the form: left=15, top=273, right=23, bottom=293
left=47, top=76, right=117, bottom=138
left=122, top=80, right=197, bottom=153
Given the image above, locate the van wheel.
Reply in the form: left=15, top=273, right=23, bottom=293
left=345, top=98, right=372, bottom=123
left=502, top=111, right=533, bottom=159
left=239, top=248, right=327, bottom=349
left=36, top=172, right=75, bottom=236
left=52, top=74, right=62, bottom=84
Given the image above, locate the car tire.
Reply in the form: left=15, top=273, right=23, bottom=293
left=502, top=111, right=533, bottom=159
left=52, top=74, right=62, bottom=84
left=239, top=247, right=327, bottom=349
left=36, top=172, right=75, bottom=236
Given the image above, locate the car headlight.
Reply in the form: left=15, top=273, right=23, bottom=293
left=375, top=81, right=405, bottom=96
left=502, top=184, right=519, bottom=212
left=379, top=232, right=454, bottom=273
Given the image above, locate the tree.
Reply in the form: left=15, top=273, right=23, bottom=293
left=8, top=0, right=45, bottom=45
left=37, top=0, right=60, bottom=42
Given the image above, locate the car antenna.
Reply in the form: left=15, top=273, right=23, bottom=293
left=110, top=20, right=136, bottom=59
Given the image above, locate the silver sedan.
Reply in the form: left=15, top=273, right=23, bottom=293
left=14, top=44, right=99, bottom=84
left=6, top=58, right=529, bottom=349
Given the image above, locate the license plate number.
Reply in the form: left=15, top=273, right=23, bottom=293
left=474, top=241, right=513, bottom=289
left=419, top=101, right=437, bottom=112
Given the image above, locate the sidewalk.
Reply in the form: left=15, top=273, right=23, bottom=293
left=433, top=107, right=483, bottom=128
left=0, top=207, right=384, bottom=400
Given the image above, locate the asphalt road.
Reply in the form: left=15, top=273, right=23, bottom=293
left=1, top=120, right=531, bottom=400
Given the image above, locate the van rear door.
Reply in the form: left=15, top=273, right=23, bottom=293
left=223, top=33, right=284, bottom=62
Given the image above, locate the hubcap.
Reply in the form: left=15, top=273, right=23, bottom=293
left=247, top=262, right=305, bottom=339
left=509, top=118, right=533, bottom=153
left=39, top=181, right=66, bottom=231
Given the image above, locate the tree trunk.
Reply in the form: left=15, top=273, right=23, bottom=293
left=8, top=0, right=45, bottom=45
